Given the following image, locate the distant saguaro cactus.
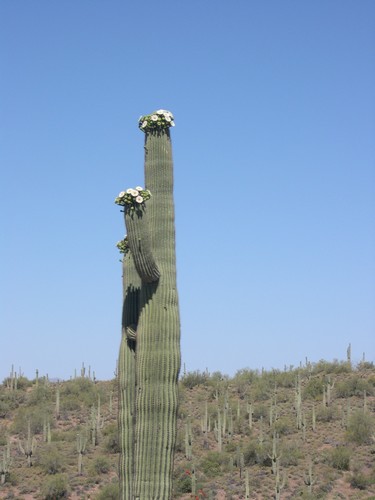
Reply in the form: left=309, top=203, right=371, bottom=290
left=116, top=110, right=181, bottom=499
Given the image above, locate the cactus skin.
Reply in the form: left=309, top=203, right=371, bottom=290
left=118, top=114, right=181, bottom=499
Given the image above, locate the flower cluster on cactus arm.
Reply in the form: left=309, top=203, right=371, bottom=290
left=116, top=237, right=129, bottom=255
left=114, top=187, right=151, bottom=210
left=138, top=109, right=175, bottom=132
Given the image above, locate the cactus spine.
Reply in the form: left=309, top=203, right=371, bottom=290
left=117, top=110, right=181, bottom=499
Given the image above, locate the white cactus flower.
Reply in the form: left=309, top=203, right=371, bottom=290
left=135, top=195, right=144, bottom=203
left=136, top=186, right=143, bottom=191
left=118, top=191, right=126, bottom=197
left=151, top=115, right=158, bottom=121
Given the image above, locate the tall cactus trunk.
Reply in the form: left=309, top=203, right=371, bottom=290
left=117, top=111, right=181, bottom=499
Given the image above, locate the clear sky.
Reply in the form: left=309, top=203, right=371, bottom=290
left=1, top=1, right=374, bottom=382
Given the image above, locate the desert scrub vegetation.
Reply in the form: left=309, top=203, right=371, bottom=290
left=346, top=409, right=375, bottom=444
left=0, top=356, right=374, bottom=498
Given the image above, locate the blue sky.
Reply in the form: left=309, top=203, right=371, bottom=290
left=1, top=1, right=374, bottom=381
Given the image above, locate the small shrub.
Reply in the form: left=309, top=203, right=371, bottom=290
left=104, top=424, right=120, bottom=453
left=27, top=386, right=52, bottom=406
left=0, top=391, right=25, bottom=418
left=60, top=394, right=81, bottom=412
left=329, top=446, right=351, bottom=471
left=335, top=376, right=373, bottom=398
left=249, top=379, right=272, bottom=401
left=350, top=471, right=374, bottom=490
left=61, top=378, right=98, bottom=407
left=304, top=378, right=324, bottom=399
left=0, top=399, right=12, bottom=419
left=243, top=440, right=258, bottom=466
left=252, top=404, right=268, bottom=420
left=39, top=444, right=65, bottom=474
left=280, top=441, right=303, bottom=466
left=174, top=473, right=192, bottom=495
left=199, top=451, right=227, bottom=477
left=41, top=473, right=69, bottom=499
left=232, top=369, right=258, bottom=396
left=312, top=360, right=351, bottom=375
left=273, top=370, right=296, bottom=388
left=12, top=406, right=50, bottom=434
left=181, top=371, right=208, bottom=389
left=316, top=405, right=337, bottom=422
left=91, top=456, right=110, bottom=474
left=243, top=439, right=270, bottom=466
left=346, top=409, right=375, bottom=444
left=274, top=416, right=293, bottom=435
left=95, top=482, right=119, bottom=499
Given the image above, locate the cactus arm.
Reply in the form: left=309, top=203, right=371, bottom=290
left=125, top=207, right=160, bottom=283
left=119, top=250, right=140, bottom=499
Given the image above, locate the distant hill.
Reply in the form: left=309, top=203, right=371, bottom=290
left=0, top=358, right=374, bottom=498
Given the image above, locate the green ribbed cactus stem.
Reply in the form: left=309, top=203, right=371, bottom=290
left=76, top=432, right=87, bottom=475
left=245, top=469, right=250, bottom=499
left=117, top=110, right=180, bottom=499
left=119, top=250, right=140, bottom=499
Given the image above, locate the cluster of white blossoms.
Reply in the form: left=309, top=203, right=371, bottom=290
left=114, top=187, right=151, bottom=210
left=138, top=109, right=175, bottom=132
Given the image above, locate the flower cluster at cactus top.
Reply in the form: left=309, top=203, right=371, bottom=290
left=114, top=187, right=151, bottom=210
left=117, top=237, right=129, bottom=255
left=139, top=109, right=175, bottom=132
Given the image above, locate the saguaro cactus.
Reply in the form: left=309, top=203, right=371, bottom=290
left=116, top=110, right=181, bottom=499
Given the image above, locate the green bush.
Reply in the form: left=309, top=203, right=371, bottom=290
left=328, top=446, right=351, bottom=471
left=27, top=386, right=52, bottom=406
left=249, top=378, right=272, bottom=401
left=303, top=378, right=324, bottom=399
left=12, top=406, right=51, bottom=434
left=232, top=369, right=258, bottom=396
left=316, top=405, right=337, bottom=422
left=243, top=440, right=258, bottom=466
left=60, top=395, right=81, bottom=412
left=274, top=416, right=293, bottom=435
left=95, top=482, right=119, bottom=499
left=252, top=404, right=268, bottom=420
left=40, top=473, right=69, bottom=499
left=280, top=441, right=303, bottom=466
left=335, top=376, right=373, bottom=398
left=39, top=444, right=65, bottom=474
left=346, top=409, right=375, bottom=444
left=350, top=471, right=374, bottom=490
left=61, top=378, right=98, bottom=407
left=2, top=376, right=32, bottom=391
left=312, top=360, right=351, bottom=375
left=103, top=423, right=120, bottom=453
left=91, top=456, right=110, bottom=474
left=181, top=371, right=208, bottom=389
left=243, top=439, right=270, bottom=467
left=0, top=391, right=26, bottom=418
left=0, top=399, right=12, bottom=419
left=273, top=370, right=296, bottom=388
left=173, top=473, right=192, bottom=495
left=199, top=451, right=227, bottom=477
